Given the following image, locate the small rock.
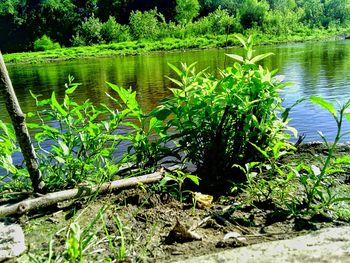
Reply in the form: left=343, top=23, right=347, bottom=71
left=165, top=219, right=202, bottom=244
left=0, top=221, right=26, bottom=261
left=223, top=231, right=240, bottom=240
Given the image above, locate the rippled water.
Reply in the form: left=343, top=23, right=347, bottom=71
left=1, top=40, right=350, bottom=142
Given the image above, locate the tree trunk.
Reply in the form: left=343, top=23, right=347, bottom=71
left=0, top=171, right=163, bottom=217
left=0, top=52, right=45, bottom=193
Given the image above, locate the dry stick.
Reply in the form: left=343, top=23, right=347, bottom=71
left=0, top=52, right=45, bottom=192
left=0, top=171, right=163, bottom=217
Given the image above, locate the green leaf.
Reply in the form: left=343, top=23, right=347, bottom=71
left=58, top=140, right=69, bottom=156
left=65, top=85, right=78, bottom=94
left=250, top=142, right=269, bottom=159
left=310, top=96, right=337, bottom=119
left=29, top=90, right=40, bottom=100
left=167, top=63, right=183, bottom=77
left=235, top=35, right=247, bottom=48
left=51, top=92, right=67, bottom=117
left=107, top=82, right=140, bottom=112
left=166, top=76, right=183, bottom=87
left=149, top=117, right=160, bottom=131
left=37, top=99, right=51, bottom=107
left=54, top=156, right=65, bottom=164
left=186, top=175, right=200, bottom=186
left=226, top=54, right=244, bottom=63
left=346, top=112, right=350, bottom=123
left=335, top=156, right=350, bottom=164
left=250, top=53, right=274, bottom=63
left=152, top=107, right=172, bottom=121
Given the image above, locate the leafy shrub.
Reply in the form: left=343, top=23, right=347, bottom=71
left=262, top=10, right=303, bottom=35
left=240, top=0, right=269, bottom=29
left=34, top=35, right=61, bottom=51
left=72, top=15, right=103, bottom=46
left=188, top=8, right=242, bottom=36
left=101, top=16, right=131, bottom=43
left=152, top=36, right=294, bottom=192
left=106, top=83, right=170, bottom=170
left=27, top=77, right=125, bottom=190
left=175, top=0, right=200, bottom=24
left=129, top=9, right=161, bottom=40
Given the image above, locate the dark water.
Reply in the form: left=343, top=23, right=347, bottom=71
left=1, top=40, right=350, bottom=142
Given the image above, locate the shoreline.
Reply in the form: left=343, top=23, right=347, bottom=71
left=3, top=30, right=349, bottom=65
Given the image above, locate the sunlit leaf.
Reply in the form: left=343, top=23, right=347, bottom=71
left=226, top=54, right=244, bottom=63
left=186, top=175, right=200, bottom=185
left=51, top=92, right=67, bottom=117
left=310, top=96, right=337, bottom=119
left=149, top=117, right=160, bottom=131
left=346, top=112, right=350, bottom=123
left=65, top=85, right=78, bottom=94
left=58, top=140, right=69, bottom=156
left=250, top=53, right=274, bottom=63
left=166, top=76, right=183, bottom=87
left=167, top=63, right=183, bottom=76
left=235, top=35, right=247, bottom=48
left=335, top=156, right=350, bottom=164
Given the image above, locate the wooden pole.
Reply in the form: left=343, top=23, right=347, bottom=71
left=0, top=51, right=45, bottom=193
left=0, top=171, right=163, bottom=217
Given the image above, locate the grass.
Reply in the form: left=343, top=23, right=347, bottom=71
left=3, top=27, right=350, bottom=64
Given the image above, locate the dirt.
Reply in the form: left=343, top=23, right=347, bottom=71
left=10, top=143, right=350, bottom=262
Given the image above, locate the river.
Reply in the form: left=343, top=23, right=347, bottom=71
left=1, top=40, right=350, bottom=142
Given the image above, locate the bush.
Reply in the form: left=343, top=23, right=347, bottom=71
left=262, top=10, right=303, bottom=35
left=129, top=9, right=161, bottom=40
left=34, top=35, right=60, bottom=51
left=152, top=36, right=294, bottom=192
left=188, top=8, right=242, bottom=36
left=101, top=16, right=131, bottom=43
left=27, top=77, right=129, bottom=190
left=72, top=15, right=103, bottom=46
left=240, top=0, right=269, bottom=29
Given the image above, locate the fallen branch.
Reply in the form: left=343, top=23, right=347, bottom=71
left=0, top=170, right=163, bottom=217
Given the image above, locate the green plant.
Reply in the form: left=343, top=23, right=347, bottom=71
left=64, top=206, right=108, bottom=262
left=72, top=15, right=103, bottom=46
left=153, top=35, right=293, bottom=192
left=294, top=97, right=350, bottom=212
left=27, top=76, right=123, bottom=190
left=107, top=83, right=169, bottom=171
left=161, top=171, right=200, bottom=203
left=234, top=148, right=295, bottom=204
left=129, top=9, right=162, bottom=40
left=102, top=212, right=127, bottom=261
left=0, top=120, right=30, bottom=192
left=34, top=35, right=60, bottom=51
left=175, top=0, right=200, bottom=24
left=101, top=16, right=131, bottom=43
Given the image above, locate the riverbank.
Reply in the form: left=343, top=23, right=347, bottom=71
left=3, top=28, right=350, bottom=64
left=2, top=143, right=348, bottom=262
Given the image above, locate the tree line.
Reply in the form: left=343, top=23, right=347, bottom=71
left=1, top=0, right=350, bottom=53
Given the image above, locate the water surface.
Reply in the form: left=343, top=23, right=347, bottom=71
left=2, top=40, right=350, bottom=142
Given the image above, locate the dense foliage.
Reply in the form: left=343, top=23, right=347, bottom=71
left=1, top=0, right=350, bottom=52
left=151, top=36, right=294, bottom=192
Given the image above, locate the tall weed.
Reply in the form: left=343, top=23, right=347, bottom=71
left=27, top=77, right=124, bottom=190
left=151, top=35, right=295, bottom=191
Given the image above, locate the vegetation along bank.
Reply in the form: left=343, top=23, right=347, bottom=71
left=2, top=0, right=350, bottom=63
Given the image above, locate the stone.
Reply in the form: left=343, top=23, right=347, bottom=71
left=176, top=227, right=350, bottom=263
left=0, top=221, right=26, bottom=261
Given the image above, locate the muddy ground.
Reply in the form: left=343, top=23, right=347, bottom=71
left=11, top=143, right=350, bottom=262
